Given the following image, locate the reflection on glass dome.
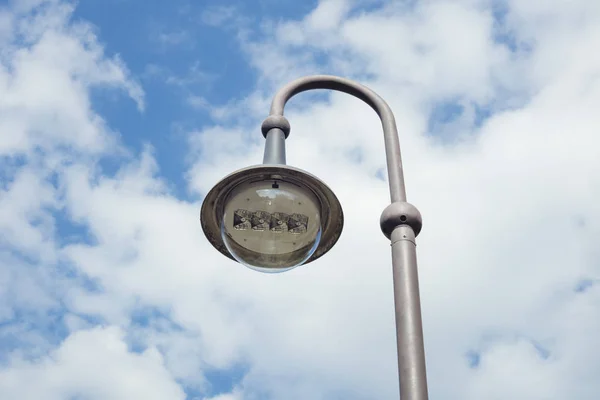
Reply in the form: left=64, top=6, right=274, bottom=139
left=221, top=180, right=322, bottom=272
left=232, top=210, right=308, bottom=233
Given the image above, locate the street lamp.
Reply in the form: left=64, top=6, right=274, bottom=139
left=200, top=75, right=429, bottom=400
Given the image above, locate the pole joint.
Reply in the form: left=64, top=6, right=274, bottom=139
left=380, top=201, right=423, bottom=240
left=261, top=115, right=291, bottom=139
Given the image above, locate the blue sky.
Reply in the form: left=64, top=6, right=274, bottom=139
left=75, top=0, right=260, bottom=198
left=1, top=0, right=600, bottom=399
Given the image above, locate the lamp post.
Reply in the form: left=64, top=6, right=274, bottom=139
left=200, top=75, right=429, bottom=400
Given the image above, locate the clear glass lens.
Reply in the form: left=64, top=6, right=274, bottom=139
left=221, top=179, right=322, bottom=272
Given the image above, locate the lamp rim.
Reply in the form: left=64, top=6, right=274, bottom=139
left=200, top=164, right=344, bottom=266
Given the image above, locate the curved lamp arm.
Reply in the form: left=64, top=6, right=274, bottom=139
left=260, top=75, right=429, bottom=400
left=261, top=75, right=407, bottom=203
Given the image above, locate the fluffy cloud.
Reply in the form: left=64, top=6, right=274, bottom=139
left=1, top=0, right=599, bottom=399
left=0, top=327, right=185, bottom=399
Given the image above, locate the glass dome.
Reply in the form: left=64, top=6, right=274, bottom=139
left=220, top=178, right=322, bottom=272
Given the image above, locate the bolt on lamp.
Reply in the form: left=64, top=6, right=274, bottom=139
left=200, top=75, right=429, bottom=400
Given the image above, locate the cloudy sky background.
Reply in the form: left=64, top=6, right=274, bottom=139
left=1, top=0, right=599, bottom=398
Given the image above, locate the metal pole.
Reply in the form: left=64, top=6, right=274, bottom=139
left=391, top=226, right=428, bottom=400
left=267, top=75, right=407, bottom=203
left=262, top=75, right=429, bottom=399
left=263, top=128, right=287, bottom=164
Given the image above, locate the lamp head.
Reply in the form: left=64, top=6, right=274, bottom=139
left=200, top=165, right=343, bottom=273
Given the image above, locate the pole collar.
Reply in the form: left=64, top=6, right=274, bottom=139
left=261, top=115, right=291, bottom=138
left=380, top=201, right=422, bottom=239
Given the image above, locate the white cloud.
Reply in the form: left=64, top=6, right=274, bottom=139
left=0, top=0, right=148, bottom=391
left=205, top=392, right=242, bottom=400
left=200, top=5, right=240, bottom=28
left=0, top=327, right=186, bottom=400
left=0, top=166, right=57, bottom=258
left=305, top=0, right=351, bottom=31
left=0, top=2, right=144, bottom=157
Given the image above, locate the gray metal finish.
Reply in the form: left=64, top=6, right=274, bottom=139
left=380, top=201, right=423, bottom=239
left=200, top=164, right=344, bottom=265
left=265, top=75, right=429, bottom=399
left=262, top=128, right=287, bottom=165
left=267, top=75, right=407, bottom=203
left=261, top=115, right=291, bottom=138
left=391, top=226, right=428, bottom=400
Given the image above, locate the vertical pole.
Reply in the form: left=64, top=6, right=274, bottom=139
left=262, top=128, right=287, bottom=165
left=391, top=226, right=429, bottom=400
